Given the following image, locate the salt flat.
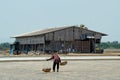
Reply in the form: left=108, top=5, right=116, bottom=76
left=0, top=60, right=120, bottom=80
left=0, top=56, right=120, bottom=62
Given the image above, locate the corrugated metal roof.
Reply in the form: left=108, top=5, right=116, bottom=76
left=12, top=26, right=107, bottom=38
left=12, top=26, right=72, bottom=38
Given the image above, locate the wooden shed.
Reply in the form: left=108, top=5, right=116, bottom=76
left=12, top=26, right=107, bottom=53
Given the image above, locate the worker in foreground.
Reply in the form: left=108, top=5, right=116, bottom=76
left=46, top=52, right=61, bottom=72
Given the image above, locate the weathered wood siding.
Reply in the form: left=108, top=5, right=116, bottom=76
left=14, top=26, right=104, bottom=53
left=74, top=27, right=101, bottom=40
left=45, top=27, right=74, bottom=41
left=54, top=30, right=65, bottom=41
left=45, top=32, right=54, bottom=41
left=64, top=28, right=74, bottom=41
left=15, top=27, right=102, bottom=45
left=16, top=36, right=45, bottom=44
left=74, top=40, right=91, bottom=53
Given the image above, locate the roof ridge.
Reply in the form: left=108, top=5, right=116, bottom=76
left=12, top=25, right=107, bottom=38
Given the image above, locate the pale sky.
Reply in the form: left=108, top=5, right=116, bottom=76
left=0, top=0, right=120, bottom=43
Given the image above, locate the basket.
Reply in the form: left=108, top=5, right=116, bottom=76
left=42, top=68, right=51, bottom=72
left=60, top=61, right=67, bottom=66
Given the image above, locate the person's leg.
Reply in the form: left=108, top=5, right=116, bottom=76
left=57, top=63, right=59, bottom=72
left=53, top=62, right=56, bottom=72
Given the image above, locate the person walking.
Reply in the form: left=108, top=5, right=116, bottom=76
left=46, top=52, right=61, bottom=72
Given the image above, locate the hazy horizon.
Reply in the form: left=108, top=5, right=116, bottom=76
left=0, top=0, right=120, bottom=43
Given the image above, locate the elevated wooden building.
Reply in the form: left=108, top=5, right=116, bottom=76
left=12, top=26, right=107, bottom=53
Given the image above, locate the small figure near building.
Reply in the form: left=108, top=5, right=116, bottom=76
left=46, top=52, right=61, bottom=72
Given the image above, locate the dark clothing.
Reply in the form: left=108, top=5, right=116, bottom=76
left=47, top=53, right=61, bottom=72
left=53, top=62, right=59, bottom=72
